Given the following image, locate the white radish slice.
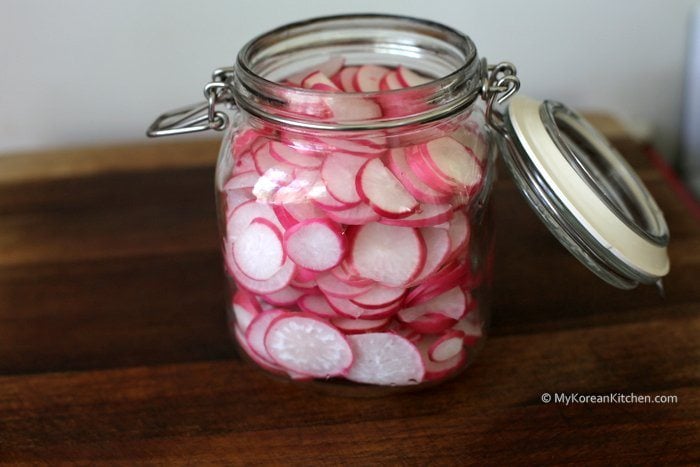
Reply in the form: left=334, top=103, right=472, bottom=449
left=298, top=294, right=340, bottom=318
left=289, top=276, right=318, bottom=291
left=330, top=264, right=374, bottom=287
left=232, top=289, right=262, bottom=332
left=325, top=295, right=401, bottom=320
left=452, top=314, right=483, bottom=346
left=451, top=125, right=488, bottom=164
left=225, top=189, right=255, bottom=221
left=331, top=66, right=359, bottom=91
left=312, top=189, right=352, bottom=211
left=286, top=56, right=345, bottom=86
left=386, top=148, right=452, bottom=204
left=317, top=272, right=372, bottom=298
left=353, top=65, right=391, bottom=92
left=234, top=325, right=285, bottom=375
left=357, top=158, right=419, bottom=218
left=252, top=141, right=279, bottom=175
left=227, top=201, right=283, bottom=243
left=283, top=219, right=346, bottom=272
left=404, top=262, right=469, bottom=306
left=268, top=141, right=323, bottom=169
left=326, top=202, right=380, bottom=225
left=301, top=71, right=341, bottom=91
left=398, top=287, right=467, bottom=323
left=321, top=153, right=368, bottom=205
left=223, top=171, right=259, bottom=191
left=420, top=137, right=483, bottom=193
left=350, top=284, right=405, bottom=309
left=228, top=255, right=296, bottom=295
left=411, top=228, right=452, bottom=284
left=349, top=222, right=426, bottom=287
left=262, top=286, right=306, bottom=307
left=264, top=313, right=353, bottom=378
left=272, top=205, right=299, bottom=229
left=379, top=70, right=404, bottom=91
left=331, top=317, right=390, bottom=334
left=396, top=66, right=432, bottom=87
left=428, top=330, right=466, bottom=362
left=387, top=321, right=422, bottom=343
left=447, top=211, right=470, bottom=258
left=328, top=95, right=383, bottom=121
left=245, top=309, right=287, bottom=365
left=402, top=312, right=458, bottom=334
left=405, top=144, right=455, bottom=194
left=417, top=338, right=467, bottom=381
left=284, top=202, right=327, bottom=222
left=379, top=203, right=454, bottom=228
left=346, top=333, right=425, bottom=385
left=233, top=153, right=257, bottom=174
left=314, top=135, right=386, bottom=156
left=233, top=218, right=286, bottom=281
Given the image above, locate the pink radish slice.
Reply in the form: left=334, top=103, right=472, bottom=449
left=326, top=202, right=380, bottom=225
left=233, top=218, right=286, bottom=281
left=386, top=148, right=452, bottom=204
left=356, top=158, right=419, bottom=218
left=262, top=286, right=306, bottom=307
left=252, top=141, right=280, bottom=175
left=293, top=267, right=319, bottom=283
left=284, top=219, right=346, bottom=272
left=289, top=276, right=318, bottom=290
left=379, top=203, right=454, bottom=228
left=223, top=171, right=258, bottom=191
left=312, top=189, right=352, bottom=211
left=396, top=66, right=432, bottom=87
left=317, top=272, right=373, bottom=298
left=387, top=321, right=422, bottom=343
left=234, top=325, right=285, bottom=375
left=245, top=309, right=287, bottom=365
left=447, top=211, right=470, bottom=259
left=264, top=313, right=353, bottom=378
left=346, top=333, right=425, bottom=385
left=419, top=137, right=483, bottom=193
left=379, top=70, right=404, bottom=91
left=234, top=152, right=257, bottom=173
left=353, top=65, right=391, bottom=92
left=321, top=153, right=368, bottom=205
left=330, top=264, right=374, bottom=287
left=228, top=255, right=296, bottom=295
left=404, top=261, right=470, bottom=306
left=411, top=228, right=452, bottom=284
left=225, top=189, right=255, bottom=221
left=428, top=330, right=466, bottom=362
left=403, top=313, right=457, bottom=334
left=398, top=287, right=467, bottom=323
left=286, top=56, right=345, bottom=86
left=350, top=284, right=405, bottom=309
left=298, top=294, right=340, bottom=318
left=452, top=314, right=483, bottom=346
left=284, top=202, right=327, bottom=222
left=227, top=201, right=283, bottom=243
left=331, top=317, right=390, bottom=334
left=332, top=66, right=358, bottom=91
left=232, top=128, right=262, bottom=157
left=268, top=141, right=323, bottom=169
left=232, top=289, right=262, bottom=332
left=272, top=205, right=300, bottom=229
left=326, top=95, right=383, bottom=121
left=451, top=125, right=488, bottom=164
left=405, top=144, right=455, bottom=194
left=420, top=343, right=467, bottom=381
left=349, top=222, right=426, bottom=287
left=301, top=71, right=341, bottom=91
left=314, top=135, right=386, bottom=156
left=325, top=295, right=401, bottom=320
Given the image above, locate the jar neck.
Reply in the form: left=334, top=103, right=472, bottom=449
left=232, top=14, right=484, bottom=131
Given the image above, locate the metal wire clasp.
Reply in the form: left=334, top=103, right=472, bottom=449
left=146, top=67, right=236, bottom=137
left=481, top=59, right=520, bottom=134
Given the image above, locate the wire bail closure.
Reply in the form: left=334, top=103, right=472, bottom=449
left=146, top=67, right=236, bottom=137
left=481, top=59, right=520, bottom=134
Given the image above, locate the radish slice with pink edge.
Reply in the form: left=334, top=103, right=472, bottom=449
left=293, top=267, right=319, bottom=283
left=396, top=66, right=432, bottom=87
left=419, top=137, right=483, bottom=193
left=283, top=219, right=346, bottom=272
left=313, top=135, right=386, bottom=156
left=325, top=294, right=401, bottom=320
left=428, top=330, right=466, bottom=362
left=232, top=289, right=262, bottom=332
left=331, top=66, right=358, bottom=92
left=298, top=294, right=340, bottom=318
left=387, top=321, right=422, bottom=343
left=289, top=276, right=318, bottom=290
left=451, top=125, right=489, bottom=164
left=452, top=314, right=484, bottom=346
left=233, top=152, right=257, bottom=173
left=284, top=202, right=327, bottom=222
left=326, top=94, right=383, bottom=121
left=402, top=313, right=458, bottom=334
left=228, top=255, right=296, bottom=295
left=404, top=261, right=470, bottom=306
left=379, top=203, right=454, bottom=228
left=447, top=211, right=471, bottom=259
left=286, top=56, right=345, bottom=86
left=232, top=128, right=263, bottom=157
left=325, top=202, right=380, bottom=225
left=331, top=316, right=390, bottom=334
left=225, top=189, right=255, bottom=221
left=320, top=152, right=368, bottom=206
left=417, top=338, right=467, bottom=381
left=312, top=189, right=353, bottom=212
left=252, top=141, right=280, bottom=175
left=353, top=65, right=391, bottom=92
left=330, top=264, right=374, bottom=287
left=301, top=71, right=341, bottom=91
left=345, top=333, right=425, bottom=385
left=226, top=201, right=283, bottom=243
left=223, top=171, right=259, bottom=191
left=349, top=222, right=426, bottom=287
left=386, top=148, right=452, bottom=204
left=398, top=287, right=468, bottom=324
left=350, top=284, right=405, bottom=309
left=268, top=141, right=323, bottom=169
left=356, top=158, right=419, bottom=218
left=405, top=144, right=455, bottom=194
left=379, top=70, right=404, bottom=91
left=245, top=309, right=287, bottom=366
left=264, top=313, right=353, bottom=378
left=316, top=272, right=372, bottom=298
left=233, top=218, right=286, bottom=281
left=272, top=205, right=299, bottom=229
left=234, top=325, right=286, bottom=375
left=410, top=227, right=452, bottom=284
left=261, top=285, right=306, bottom=307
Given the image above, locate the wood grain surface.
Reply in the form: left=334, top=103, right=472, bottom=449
left=0, top=134, right=698, bottom=464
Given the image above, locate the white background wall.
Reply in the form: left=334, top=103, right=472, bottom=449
left=0, top=0, right=698, bottom=159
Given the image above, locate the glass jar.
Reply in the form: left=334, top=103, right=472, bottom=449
left=148, top=14, right=670, bottom=393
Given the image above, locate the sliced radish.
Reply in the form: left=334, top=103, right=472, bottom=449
left=346, top=333, right=425, bottom=385
left=331, top=66, right=359, bottom=92
left=404, top=261, right=470, bottom=306
left=451, top=125, right=488, bottom=165
left=245, top=309, right=287, bottom=365
left=386, top=148, right=452, bottom=204
left=411, top=228, right=451, bottom=284
left=317, top=272, right=373, bottom=298
left=293, top=267, right=319, bottom=283
left=314, top=135, right=386, bottom=156
left=325, top=202, right=380, bottom=225
left=252, top=141, right=280, bottom=175
left=283, top=219, right=346, bottom=272
left=396, top=66, right=432, bottom=87
left=349, top=222, right=426, bottom=287
left=284, top=202, right=327, bottom=223
left=233, top=218, right=286, bottom=281
left=379, top=203, right=453, bottom=228
left=268, top=141, right=323, bottom=169
left=320, top=152, right=368, bottom=205
left=404, top=313, right=457, bottom=334
left=272, top=205, right=300, bottom=229
left=446, top=211, right=470, bottom=259
left=223, top=171, right=259, bottom=191
left=262, top=286, right=306, bottom=307
left=232, top=289, right=262, bottom=332
left=224, top=189, right=255, bottom=220
left=330, top=264, right=374, bottom=287
left=312, top=189, right=353, bottom=211
left=301, top=71, right=341, bottom=91
left=234, top=325, right=285, bottom=375
left=286, top=56, right=345, bottom=86
left=228, top=255, right=296, bottom=295
left=327, top=94, right=383, bottom=121
left=379, top=70, right=404, bottom=91
left=264, top=313, right=353, bottom=378
left=353, top=65, right=391, bottom=92
left=419, top=137, right=483, bottom=193
left=298, top=294, right=340, bottom=318
left=350, top=284, right=405, bottom=309
left=234, top=152, right=257, bottom=174
left=272, top=169, right=321, bottom=205
left=356, top=158, right=419, bottom=218
left=325, top=294, right=401, bottom=320
left=232, top=128, right=263, bottom=158
left=398, top=287, right=467, bottom=324
left=418, top=339, right=467, bottom=381
left=387, top=321, right=422, bottom=343
left=331, top=317, right=390, bottom=334
left=226, top=201, right=283, bottom=243
left=452, top=314, right=483, bottom=346
left=428, top=330, right=466, bottom=362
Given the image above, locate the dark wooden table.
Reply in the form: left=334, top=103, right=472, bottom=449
left=1, top=129, right=698, bottom=464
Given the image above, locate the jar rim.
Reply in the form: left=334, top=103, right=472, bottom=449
left=232, top=14, right=485, bottom=131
